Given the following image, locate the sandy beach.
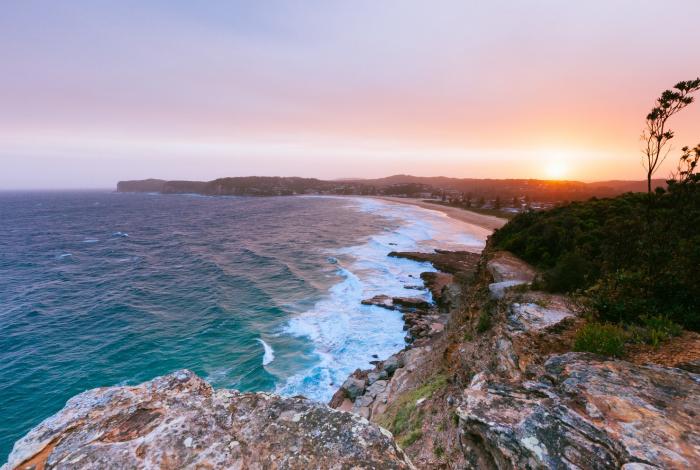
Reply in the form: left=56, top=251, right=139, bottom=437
left=375, top=197, right=508, bottom=232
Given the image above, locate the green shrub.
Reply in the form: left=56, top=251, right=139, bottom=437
left=434, top=444, right=445, bottom=458
left=399, top=429, right=423, bottom=448
left=543, top=251, right=592, bottom=292
left=588, top=271, right=650, bottom=325
left=573, top=322, right=626, bottom=357
left=629, top=315, right=683, bottom=347
left=476, top=310, right=491, bottom=333
left=491, top=188, right=700, bottom=331
left=376, top=374, right=447, bottom=448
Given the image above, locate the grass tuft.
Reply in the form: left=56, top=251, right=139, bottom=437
left=573, top=322, right=626, bottom=357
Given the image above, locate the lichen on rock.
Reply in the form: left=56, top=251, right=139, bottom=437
left=458, top=352, right=700, bottom=469
left=3, top=370, right=414, bottom=470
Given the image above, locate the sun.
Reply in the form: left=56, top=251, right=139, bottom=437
left=545, top=161, right=568, bottom=179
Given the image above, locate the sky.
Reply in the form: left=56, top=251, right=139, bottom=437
left=1, top=1, right=699, bottom=189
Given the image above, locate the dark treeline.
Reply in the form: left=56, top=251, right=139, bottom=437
left=492, top=171, right=700, bottom=331
left=117, top=175, right=663, bottom=203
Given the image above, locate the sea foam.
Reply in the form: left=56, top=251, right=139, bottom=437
left=256, top=339, right=275, bottom=366
left=277, top=197, right=487, bottom=402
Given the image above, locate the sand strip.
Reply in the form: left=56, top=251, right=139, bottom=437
left=374, top=197, right=508, bottom=232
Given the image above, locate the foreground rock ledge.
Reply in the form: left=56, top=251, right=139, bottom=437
left=458, top=352, right=700, bottom=469
left=3, top=370, right=414, bottom=470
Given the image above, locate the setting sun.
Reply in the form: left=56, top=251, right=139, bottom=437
left=545, top=160, right=569, bottom=179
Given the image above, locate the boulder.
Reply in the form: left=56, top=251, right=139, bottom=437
left=488, top=280, right=527, bottom=300
left=508, top=302, right=576, bottom=333
left=383, top=355, right=404, bottom=375
left=341, top=376, right=367, bottom=400
left=392, top=297, right=432, bottom=311
left=487, top=251, right=537, bottom=283
left=361, top=294, right=395, bottom=310
left=457, top=353, right=700, bottom=469
left=3, top=370, right=413, bottom=470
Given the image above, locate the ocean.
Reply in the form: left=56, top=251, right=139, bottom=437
left=0, top=191, right=485, bottom=460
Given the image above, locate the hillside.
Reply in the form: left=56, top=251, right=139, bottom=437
left=117, top=175, right=665, bottom=202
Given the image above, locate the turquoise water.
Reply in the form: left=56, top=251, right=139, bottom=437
left=0, top=192, right=486, bottom=460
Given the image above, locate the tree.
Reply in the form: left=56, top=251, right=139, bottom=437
left=512, top=195, right=520, bottom=208
left=642, top=78, right=700, bottom=193
left=671, top=144, right=700, bottom=185
left=494, top=196, right=502, bottom=210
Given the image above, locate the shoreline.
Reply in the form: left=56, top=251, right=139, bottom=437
left=372, top=196, right=507, bottom=232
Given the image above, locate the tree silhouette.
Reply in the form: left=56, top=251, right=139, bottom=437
left=671, top=144, right=700, bottom=185
left=643, top=78, right=700, bottom=193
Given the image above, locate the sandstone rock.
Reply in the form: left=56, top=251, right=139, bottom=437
left=3, top=370, right=414, bottom=470
left=676, top=359, right=700, bottom=374
left=420, top=271, right=454, bottom=308
left=458, top=353, right=700, bottom=469
left=383, top=355, right=404, bottom=375
left=361, top=294, right=395, bottom=309
left=488, top=280, right=527, bottom=300
left=487, top=251, right=537, bottom=283
left=341, top=376, right=367, bottom=400
left=508, top=302, right=576, bottom=333
left=392, top=297, right=432, bottom=311
left=388, top=250, right=480, bottom=278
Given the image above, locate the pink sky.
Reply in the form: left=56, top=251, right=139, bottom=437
left=1, top=1, right=699, bottom=188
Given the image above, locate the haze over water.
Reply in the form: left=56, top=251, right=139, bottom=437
left=0, top=191, right=485, bottom=460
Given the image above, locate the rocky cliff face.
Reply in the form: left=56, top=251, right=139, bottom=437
left=6, top=246, right=700, bottom=469
left=3, top=370, right=413, bottom=470
left=458, top=353, right=700, bottom=469
left=330, top=249, right=700, bottom=469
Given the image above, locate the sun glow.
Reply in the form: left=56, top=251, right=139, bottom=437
left=541, top=150, right=575, bottom=180
left=544, top=160, right=569, bottom=180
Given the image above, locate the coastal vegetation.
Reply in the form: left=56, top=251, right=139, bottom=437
left=493, top=79, right=700, bottom=348
left=492, top=176, right=700, bottom=331
left=376, top=373, right=448, bottom=449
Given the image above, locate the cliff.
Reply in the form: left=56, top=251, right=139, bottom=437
left=116, top=179, right=166, bottom=193
left=6, top=236, right=700, bottom=469
left=329, top=249, right=700, bottom=468
left=2, top=370, right=413, bottom=469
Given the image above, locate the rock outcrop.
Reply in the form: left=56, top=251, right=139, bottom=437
left=458, top=353, right=700, bottom=469
left=3, top=370, right=413, bottom=470
left=487, top=251, right=537, bottom=299
left=361, top=295, right=432, bottom=311
left=388, top=250, right=480, bottom=281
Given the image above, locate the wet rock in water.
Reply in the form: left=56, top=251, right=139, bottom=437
left=457, top=352, right=700, bottom=469
left=392, top=296, right=432, bottom=311
left=361, top=295, right=432, bottom=312
left=388, top=250, right=480, bottom=278
left=3, top=370, right=413, bottom=470
left=420, top=271, right=454, bottom=308
left=361, top=294, right=395, bottom=310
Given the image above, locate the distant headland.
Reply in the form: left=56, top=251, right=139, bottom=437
left=117, top=175, right=665, bottom=203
